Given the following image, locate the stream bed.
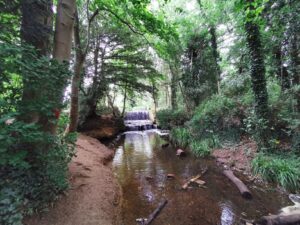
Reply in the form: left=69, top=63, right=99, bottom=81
left=112, top=130, right=290, bottom=225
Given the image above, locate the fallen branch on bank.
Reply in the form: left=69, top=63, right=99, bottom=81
left=136, top=199, right=168, bottom=225
left=255, top=214, right=300, bottom=225
left=223, top=170, right=252, bottom=199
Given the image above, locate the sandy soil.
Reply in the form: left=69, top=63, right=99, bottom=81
left=24, top=134, right=121, bottom=225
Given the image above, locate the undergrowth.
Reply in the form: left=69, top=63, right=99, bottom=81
left=156, top=109, right=190, bottom=129
left=0, top=44, right=77, bottom=225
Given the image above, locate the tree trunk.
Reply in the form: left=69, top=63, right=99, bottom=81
left=209, top=25, right=222, bottom=94
left=152, top=83, right=158, bottom=121
left=53, top=0, right=76, bottom=63
left=289, top=19, right=300, bottom=112
left=20, top=0, right=53, bottom=123
left=169, top=64, right=178, bottom=110
left=122, top=84, right=128, bottom=117
left=67, top=6, right=99, bottom=133
left=274, top=46, right=290, bottom=90
left=68, top=54, right=85, bottom=132
left=244, top=0, right=270, bottom=148
left=68, top=9, right=85, bottom=132
left=21, top=0, right=53, bottom=56
left=42, top=0, right=76, bottom=134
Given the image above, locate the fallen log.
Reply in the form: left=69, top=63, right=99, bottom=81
left=255, top=214, right=300, bottom=225
left=139, top=199, right=168, bottom=225
left=223, top=170, right=252, bottom=199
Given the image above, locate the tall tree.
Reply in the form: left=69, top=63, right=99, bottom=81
left=20, top=0, right=53, bottom=123
left=46, top=0, right=76, bottom=134
left=67, top=3, right=99, bottom=133
left=243, top=0, right=270, bottom=147
left=53, top=0, right=76, bottom=63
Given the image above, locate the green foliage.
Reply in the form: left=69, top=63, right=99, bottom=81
left=0, top=121, right=76, bottom=225
left=0, top=0, right=20, bottom=43
left=92, top=0, right=177, bottom=41
left=189, top=138, right=216, bottom=157
left=0, top=44, right=76, bottom=225
left=170, top=127, right=191, bottom=148
left=156, top=109, right=190, bottom=129
left=182, top=31, right=219, bottom=106
left=170, top=127, right=219, bottom=157
left=190, top=94, right=242, bottom=142
left=252, top=153, right=300, bottom=191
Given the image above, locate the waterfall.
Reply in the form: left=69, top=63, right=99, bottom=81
left=124, top=110, right=156, bottom=131
left=125, top=111, right=150, bottom=120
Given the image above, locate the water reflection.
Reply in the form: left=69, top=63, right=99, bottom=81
left=220, top=202, right=235, bottom=225
left=113, top=131, right=289, bottom=225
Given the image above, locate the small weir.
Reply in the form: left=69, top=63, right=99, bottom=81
left=124, top=110, right=157, bottom=131
left=112, top=131, right=290, bottom=225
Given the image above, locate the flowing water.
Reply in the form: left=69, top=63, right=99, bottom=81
left=124, top=111, right=156, bottom=131
left=112, top=130, right=290, bottom=225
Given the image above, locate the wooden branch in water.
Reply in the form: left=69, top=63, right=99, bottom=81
left=182, top=167, right=207, bottom=190
left=223, top=170, right=252, bottom=199
left=139, top=199, right=168, bottom=225
left=255, top=214, right=300, bottom=225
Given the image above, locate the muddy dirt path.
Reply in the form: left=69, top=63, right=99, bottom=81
left=24, top=134, right=121, bottom=225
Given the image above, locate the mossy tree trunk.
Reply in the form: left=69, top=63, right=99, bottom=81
left=244, top=0, right=270, bottom=149
left=209, top=26, right=221, bottom=94
left=169, top=64, right=178, bottom=110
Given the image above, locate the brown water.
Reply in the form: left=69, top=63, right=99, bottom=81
left=112, top=131, right=290, bottom=225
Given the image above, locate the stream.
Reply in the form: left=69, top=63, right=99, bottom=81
left=112, top=130, right=290, bottom=225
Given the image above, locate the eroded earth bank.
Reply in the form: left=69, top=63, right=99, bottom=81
left=24, top=134, right=121, bottom=225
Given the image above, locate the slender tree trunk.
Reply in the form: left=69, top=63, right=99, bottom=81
left=107, top=94, right=117, bottom=117
left=209, top=25, right=222, bottom=94
left=289, top=23, right=300, bottom=112
left=274, top=46, right=290, bottom=90
left=67, top=6, right=99, bottom=132
left=152, top=83, right=158, bottom=121
left=68, top=55, right=85, bottom=132
left=169, top=64, right=178, bottom=110
left=121, top=84, right=128, bottom=117
left=20, top=0, right=53, bottom=123
left=67, top=8, right=85, bottom=133
left=244, top=2, right=270, bottom=148
left=179, top=81, right=191, bottom=113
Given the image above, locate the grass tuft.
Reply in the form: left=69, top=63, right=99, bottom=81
left=252, top=153, right=300, bottom=191
left=189, top=139, right=212, bottom=157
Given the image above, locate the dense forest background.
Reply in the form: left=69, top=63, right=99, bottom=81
left=0, top=0, right=299, bottom=224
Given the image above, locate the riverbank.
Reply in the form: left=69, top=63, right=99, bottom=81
left=24, top=134, right=121, bottom=225
left=212, top=138, right=257, bottom=175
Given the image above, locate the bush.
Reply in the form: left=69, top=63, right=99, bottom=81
left=189, top=94, right=242, bottom=143
left=0, top=117, right=76, bottom=225
left=156, top=109, right=190, bottom=129
left=252, top=153, right=300, bottom=191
